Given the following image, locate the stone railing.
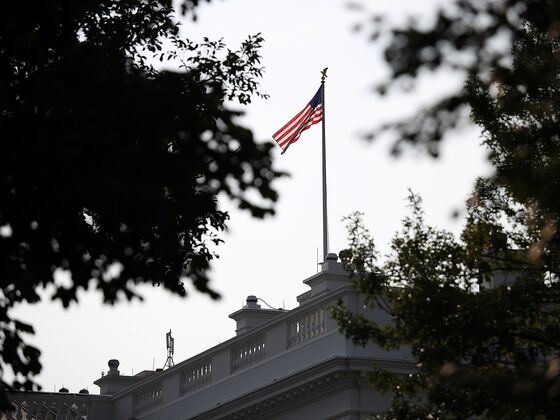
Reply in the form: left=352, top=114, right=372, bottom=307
left=230, top=334, right=266, bottom=373
left=4, top=392, right=111, bottom=420
left=180, top=359, right=212, bottom=395
left=132, top=381, right=163, bottom=415
left=287, top=306, right=326, bottom=348
left=108, top=287, right=353, bottom=419
left=5, top=264, right=411, bottom=420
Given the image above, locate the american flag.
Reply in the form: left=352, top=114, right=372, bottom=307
left=272, top=85, right=324, bottom=154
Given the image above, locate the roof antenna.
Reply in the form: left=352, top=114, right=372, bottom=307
left=316, top=247, right=319, bottom=273
left=163, top=330, right=175, bottom=369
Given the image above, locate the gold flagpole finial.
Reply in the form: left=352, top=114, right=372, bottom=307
left=321, top=67, right=328, bottom=82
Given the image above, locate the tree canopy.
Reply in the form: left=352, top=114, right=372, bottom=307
left=0, top=0, right=281, bottom=398
left=334, top=1, right=560, bottom=417
left=355, top=0, right=560, bottom=157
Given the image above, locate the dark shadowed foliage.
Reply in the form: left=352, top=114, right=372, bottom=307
left=334, top=1, right=560, bottom=417
left=0, top=0, right=282, bottom=402
left=354, top=0, right=560, bottom=157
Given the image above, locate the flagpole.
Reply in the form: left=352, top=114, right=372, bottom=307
left=320, top=67, right=329, bottom=262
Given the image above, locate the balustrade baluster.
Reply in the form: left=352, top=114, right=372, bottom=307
left=287, top=307, right=327, bottom=348
left=230, top=334, right=265, bottom=373
left=310, top=313, right=314, bottom=336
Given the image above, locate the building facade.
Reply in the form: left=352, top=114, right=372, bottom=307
left=5, top=254, right=414, bottom=420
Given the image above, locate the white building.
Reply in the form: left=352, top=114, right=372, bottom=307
left=5, top=254, right=414, bottom=419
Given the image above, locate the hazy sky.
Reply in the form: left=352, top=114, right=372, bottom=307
left=14, top=0, right=491, bottom=393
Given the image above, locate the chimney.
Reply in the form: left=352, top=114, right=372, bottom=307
left=297, top=253, right=350, bottom=305
left=94, top=359, right=156, bottom=395
left=229, top=296, right=286, bottom=335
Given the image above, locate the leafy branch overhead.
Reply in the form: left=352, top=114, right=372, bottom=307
left=334, top=188, right=560, bottom=418
left=352, top=0, right=560, bottom=157
left=334, top=1, right=560, bottom=416
left=0, top=0, right=282, bottom=399
left=162, top=34, right=269, bottom=105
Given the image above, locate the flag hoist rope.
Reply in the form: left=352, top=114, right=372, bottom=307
left=320, top=67, right=329, bottom=262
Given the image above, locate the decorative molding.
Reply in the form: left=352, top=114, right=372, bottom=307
left=192, top=357, right=398, bottom=420
left=232, top=371, right=365, bottom=420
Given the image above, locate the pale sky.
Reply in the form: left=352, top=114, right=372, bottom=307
left=14, top=0, right=491, bottom=393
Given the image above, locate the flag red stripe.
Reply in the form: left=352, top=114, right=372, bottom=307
left=278, top=110, right=323, bottom=149
left=276, top=109, right=315, bottom=146
left=272, top=106, right=308, bottom=138
left=276, top=105, right=322, bottom=146
left=278, top=108, right=323, bottom=148
left=272, top=85, right=324, bottom=152
left=273, top=105, right=313, bottom=143
left=278, top=110, right=315, bottom=147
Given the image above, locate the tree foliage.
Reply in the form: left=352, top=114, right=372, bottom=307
left=334, top=2, right=560, bottom=417
left=354, top=0, right=560, bottom=157
left=335, top=190, right=560, bottom=418
left=0, top=0, right=281, bottom=398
